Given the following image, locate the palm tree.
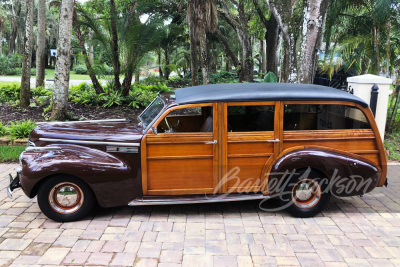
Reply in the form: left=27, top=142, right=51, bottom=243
left=20, top=0, right=35, bottom=108
left=36, top=0, right=47, bottom=88
left=50, top=0, right=74, bottom=120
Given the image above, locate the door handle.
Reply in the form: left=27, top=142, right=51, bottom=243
left=266, top=139, right=280, bottom=143
left=204, top=140, right=217, bottom=144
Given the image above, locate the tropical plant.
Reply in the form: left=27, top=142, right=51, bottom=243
left=8, top=120, right=36, bottom=139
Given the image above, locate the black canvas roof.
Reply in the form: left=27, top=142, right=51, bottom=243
left=174, top=83, right=368, bottom=107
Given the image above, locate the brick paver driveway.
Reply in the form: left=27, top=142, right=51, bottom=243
left=1, top=163, right=400, bottom=267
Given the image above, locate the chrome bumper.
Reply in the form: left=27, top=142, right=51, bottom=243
left=7, top=166, right=22, bottom=198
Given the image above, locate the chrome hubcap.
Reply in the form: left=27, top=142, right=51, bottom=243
left=48, top=182, right=84, bottom=214
left=291, top=179, right=321, bottom=209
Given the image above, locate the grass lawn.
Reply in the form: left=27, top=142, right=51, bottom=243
left=384, top=132, right=400, bottom=162
left=0, top=81, right=20, bottom=86
left=0, top=146, right=26, bottom=162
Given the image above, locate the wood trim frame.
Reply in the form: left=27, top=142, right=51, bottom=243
left=141, top=135, right=147, bottom=195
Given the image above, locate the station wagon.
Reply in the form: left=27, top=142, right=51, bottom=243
left=8, top=83, right=388, bottom=221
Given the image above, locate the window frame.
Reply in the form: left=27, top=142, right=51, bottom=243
left=281, top=101, right=373, bottom=132
left=226, top=101, right=277, bottom=134
left=149, top=103, right=215, bottom=136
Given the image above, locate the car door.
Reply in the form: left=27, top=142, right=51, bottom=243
left=141, top=103, right=219, bottom=195
left=220, top=102, right=280, bottom=193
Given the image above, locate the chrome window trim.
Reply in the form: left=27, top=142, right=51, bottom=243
left=38, top=138, right=140, bottom=147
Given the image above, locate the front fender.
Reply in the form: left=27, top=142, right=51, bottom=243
left=267, top=148, right=380, bottom=197
left=19, top=144, right=141, bottom=207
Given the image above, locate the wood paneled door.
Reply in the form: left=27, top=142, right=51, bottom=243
left=221, top=102, right=280, bottom=193
left=142, top=103, right=219, bottom=195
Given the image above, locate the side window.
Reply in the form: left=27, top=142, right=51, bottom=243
left=157, top=106, right=213, bottom=133
left=228, top=105, right=274, bottom=132
left=283, top=104, right=371, bottom=131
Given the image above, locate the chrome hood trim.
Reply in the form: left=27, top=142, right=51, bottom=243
left=38, top=138, right=140, bottom=147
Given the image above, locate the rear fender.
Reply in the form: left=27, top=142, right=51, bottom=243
left=267, top=148, right=380, bottom=198
left=20, top=144, right=141, bottom=207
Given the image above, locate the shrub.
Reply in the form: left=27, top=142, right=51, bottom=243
left=8, top=120, right=36, bottom=139
left=0, top=54, right=22, bottom=75
left=141, top=74, right=166, bottom=85
left=31, top=68, right=36, bottom=76
left=0, top=121, right=8, bottom=137
left=72, top=65, right=88, bottom=75
left=0, top=83, right=21, bottom=102
left=264, top=71, right=277, bottom=83
left=31, top=86, right=52, bottom=98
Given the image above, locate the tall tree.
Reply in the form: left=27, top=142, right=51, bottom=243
left=50, top=0, right=74, bottom=120
left=218, top=0, right=254, bottom=82
left=36, top=0, right=47, bottom=88
left=8, top=0, right=21, bottom=54
left=110, top=0, right=121, bottom=91
left=299, top=0, right=330, bottom=83
left=20, top=0, right=34, bottom=107
left=0, top=15, right=5, bottom=54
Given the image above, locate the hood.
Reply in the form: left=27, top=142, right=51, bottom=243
left=30, top=119, right=145, bottom=144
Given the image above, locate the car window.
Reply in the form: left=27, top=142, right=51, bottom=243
left=139, top=97, right=165, bottom=127
left=284, top=104, right=371, bottom=130
left=227, top=105, right=274, bottom=132
left=157, top=106, right=213, bottom=133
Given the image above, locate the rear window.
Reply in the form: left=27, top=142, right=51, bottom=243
left=284, top=104, right=370, bottom=131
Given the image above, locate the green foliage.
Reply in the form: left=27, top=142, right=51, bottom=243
left=30, top=68, right=36, bottom=76
left=384, top=132, right=400, bottom=162
left=141, top=74, right=167, bottom=85
left=0, top=146, right=27, bottom=163
left=8, top=120, right=36, bottom=139
left=0, top=83, right=20, bottom=102
left=72, top=65, right=88, bottom=74
left=0, top=54, right=22, bottom=75
left=31, top=86, right=52, bottom=98
left=0, top=121, right=8, bottom=137
left=209, top=71, right=238, bottom=84
left=263, top=72, right=277, bottom=83
left=101, top=91, right=124, bottom=108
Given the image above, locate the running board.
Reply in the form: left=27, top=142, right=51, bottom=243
left=128, top=193, right=269, bottom=206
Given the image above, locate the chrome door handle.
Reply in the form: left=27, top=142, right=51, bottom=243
left=204, top=140, right=217, bottom=144
left=266, top=139, right=280, bottom=143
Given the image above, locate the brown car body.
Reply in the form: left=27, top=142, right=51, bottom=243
left=10, top=83, right=387, bottom=220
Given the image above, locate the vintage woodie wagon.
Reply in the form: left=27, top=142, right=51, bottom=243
left=8, top=83, right=387, bottom=221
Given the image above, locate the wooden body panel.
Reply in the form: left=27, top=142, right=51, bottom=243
left=141, top=99, right=387, bottom=197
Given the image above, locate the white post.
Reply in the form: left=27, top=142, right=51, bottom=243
left=347, top=74, right=393, bottom=140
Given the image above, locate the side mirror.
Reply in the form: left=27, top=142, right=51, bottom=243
left=151, top=126, right=158, bottom=135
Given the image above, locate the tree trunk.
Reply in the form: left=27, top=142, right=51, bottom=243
left=260, top=39, right=266, bottom=77
left=213, top=29, right=239, bottom=67
left=75, top=24, right=104, bottom=94
left=8, top=1, right=21, bottom=54
left=226, top=58, right=230, bottom=71
left=20, top=0, right=34, bottom=108
left=110, top=0, right=121, bottom=91
left=187, top=0, right=199, bottom=86
left=50, top=0, right=74, bottom=121
left=299, top=0, right=330, bottom=84
left=266, top=15, right=279, bottom=75
left=36, top=0, right=46, bottom=88
left=122, top=71, right=133, bottom=96
left=158, top=47, right=163, bottom=78
left=89, top=28, right=94, bottom=64
left=135, top=71, right=140, bottom=83
left=164, top=47, right=171, bottom=80
left=0, top=30, right=3, bottom=54
left=280, top=38, right=290, bottom=83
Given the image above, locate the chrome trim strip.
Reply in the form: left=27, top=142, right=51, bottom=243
left=25, top=146, right=62, bottom=152
left=38, top=138, right=140, bottom=147
left=7, top=185, right=13, bottom=198
left=36, top=119, right=127, bottom=125
left=128, top=195, right=269, bottom=206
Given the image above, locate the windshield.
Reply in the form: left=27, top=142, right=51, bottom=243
left=139, top=97, right=165, bottom=127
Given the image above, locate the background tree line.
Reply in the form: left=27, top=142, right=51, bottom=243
left=0, top=0, right=399, bottom=121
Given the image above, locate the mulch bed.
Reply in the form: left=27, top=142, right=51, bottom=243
left=0, top=102, right=144, bottom=124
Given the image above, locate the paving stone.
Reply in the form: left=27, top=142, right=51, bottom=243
left=214, top=255, right=238, bottom=267
left=37, top=247, right=70, bottom=265
left=21, top=242, right=52, bottom=256
left=110, top=252, right=136, bottom=266
left=0, top=238, right=32, bottom=251
left=12, top=255, right=41, bottom=265
left=160, top=250, right=183, bottom=263
left=137, top=242, right=162, bottom=258
left=86, top=252, right=113, bottom=265
left=134, top=258, right=158, bottom=267
left=63, top=252, right=90, bottom=265
left=182, top=255, right=213, bottom=267
left=101, top=240, right=126, bottom=253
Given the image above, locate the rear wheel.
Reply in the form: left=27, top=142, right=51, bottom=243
left=280, top=169, right=330, bottom=218
left=37, top=175, right=96, bottom=222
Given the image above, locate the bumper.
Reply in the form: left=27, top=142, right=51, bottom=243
left=7, top=166, right=22, bottom=198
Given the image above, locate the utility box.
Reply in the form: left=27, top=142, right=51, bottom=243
left=347, top=74, right=393, bottom=140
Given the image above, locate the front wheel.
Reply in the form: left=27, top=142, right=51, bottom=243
left=280, top=169, right=330, bottom=218
left=37, top=175, right=96, bottom=222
